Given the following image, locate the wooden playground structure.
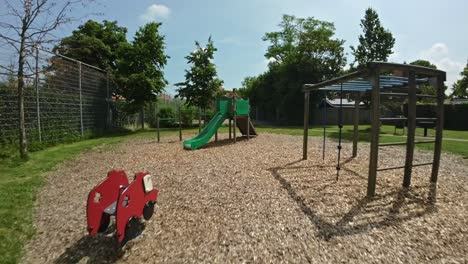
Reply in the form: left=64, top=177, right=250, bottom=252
left=302, top=62, right=446, bottom=197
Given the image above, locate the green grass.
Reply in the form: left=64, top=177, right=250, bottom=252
left=256, top=125, right=468, bottom=158
left=0, top=136, right=124, bottom=263
left=0, top=126, right=207, bottom=264
left=1, top=124, right=467, bottom=263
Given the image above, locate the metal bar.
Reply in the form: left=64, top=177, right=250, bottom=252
left=157, top=117, right=160, bottom=143
left=431, top=75, right=445, bottom=183
left=198, top=107, right=201, bottom=133
left=377, top=162, right=433, bottom=172
left=380, top=117, right=437, bottom=121
left=35, top=46, right=107, bottom=72
left=35, top=46, right=42, bottom=143
left=379, top=140, right=436, bottom=147
left=141, top=106, right=145, bottom=129
left=178, top=107, right=182, bottom=141
left=106, top=72, right=111, bottom=129
left=403, top=71, right=417, bottom=187
left=380, top=117, right=407, bottom=121
left=336, top=82, right=343, bottom=180
left=367, top=69, right=380, bottom=197
left=322, top=96, right=326, bottom=160
left=380, top=92, right=437, bottom=98
left=303, top=91, right=310, bottom=160
left=78, top=62, right=84, bottom=136
left=417, top=118, right=438, bottom=121
left=352, top=92, right=360, bottom=157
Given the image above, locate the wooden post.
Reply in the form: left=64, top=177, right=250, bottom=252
left=431, top=75, right=445, bottom=183
left=247, top=104, right=250, bottom=140
left=157, top=117, right=160, bottom=143
left=403, top=71, right=416, bottom=188
left=78, top=62, right=84, bottom=136
left=198, top=107, right=201, bottom=133
left=303, top=91, right=310, bottom=160
left=233, top=100, right=237, bottom=143
left=178, top=107, right=182, bottom=141
left=367, top=69, right=380, bottom=197
left=229, top=118, right=232, bottom=139
left=352, top=92, right=360, bottom=157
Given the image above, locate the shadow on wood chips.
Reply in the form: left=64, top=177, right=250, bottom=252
left=201, top=136, right=251, bottom=150
left=269, top=158, right=437, bottom=241
left=53, top=221, right=143, bottom=264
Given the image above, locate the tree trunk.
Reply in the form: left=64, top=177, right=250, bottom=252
left=18, top=37, right=27, bottom=159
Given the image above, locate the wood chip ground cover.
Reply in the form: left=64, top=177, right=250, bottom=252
left=23, top=133, right=467, bottom=263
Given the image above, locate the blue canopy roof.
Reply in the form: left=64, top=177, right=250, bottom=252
left=319, top=76, right=429, bottom=92
left=303, top=62, right=446, bottom=93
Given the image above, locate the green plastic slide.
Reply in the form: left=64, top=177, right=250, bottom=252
left=183, top=111, right=227, bottom=150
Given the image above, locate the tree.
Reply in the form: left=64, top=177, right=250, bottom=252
left=53, top=20, right=128, bottom=71
left=176, top=37, right=223, bottom=110
left=408, top=60, right=447, bottom=101
left=409, top=60, right=437, bottom=69
left=350, top=8, right=395, bottom=67
left=263, top=15, right=346, bottom=79
left=0, top=0, right=93, bottom=159
left=452, top=61, right=468, bottom=98
left=257, top=15, right=346, bottom=123
left=238, top=76, right=258, bottom=102
left=116, top=22, right=169, bottom=112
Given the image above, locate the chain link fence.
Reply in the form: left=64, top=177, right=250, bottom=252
left=0, top=45, right=113, bottom=155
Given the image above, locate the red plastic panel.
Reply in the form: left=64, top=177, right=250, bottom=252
left=86, top=170, right=129, bottom=235
left=115, top=172, right=158, bottom=242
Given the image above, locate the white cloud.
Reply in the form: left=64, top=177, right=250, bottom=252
left=140, top=4, right=170, bottom=22
left=418, top=43, right=464, bottom=89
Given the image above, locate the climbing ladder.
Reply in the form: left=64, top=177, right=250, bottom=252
left=367, top=70, right=445, bottom=195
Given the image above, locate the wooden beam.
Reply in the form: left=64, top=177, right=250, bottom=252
left=431, top=75, right=445, bottom=183
left=198, top=108, right=201, bottom=133
left=247, top=104, right=250, bottom=140
left=369, top=62, right=446, bottom=79
left=233, top=101, right=237, bottom=143
left=403, top=71, right=417, bottom=188
left=367, top=69, right=380, bottom=197
left=303, top=91, right=310, bottom=160
left=352, top=92, right=361, bottom=157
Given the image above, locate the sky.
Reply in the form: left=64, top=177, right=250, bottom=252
left=13, top=0, right=468, bottom=94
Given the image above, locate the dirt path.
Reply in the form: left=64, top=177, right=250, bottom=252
left=23, top=133, right=468, bottom=263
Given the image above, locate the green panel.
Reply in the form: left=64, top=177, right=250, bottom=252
left=236, top=99, right=249, bottom=115
left=217, top=98, right=230, bottom=114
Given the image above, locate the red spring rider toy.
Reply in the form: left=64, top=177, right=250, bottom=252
left=86, top=170, right=158, bottom=243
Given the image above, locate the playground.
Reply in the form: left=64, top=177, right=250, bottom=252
left=22, top=132, right=467, bottom=263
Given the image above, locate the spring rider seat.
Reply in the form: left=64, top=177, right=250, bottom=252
left=86, top=170, right=158, bottom=243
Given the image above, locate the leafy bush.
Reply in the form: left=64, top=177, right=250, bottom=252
left=158, top=105, right=175, bottom=127
left=180, top=105, right=197, bottom=127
